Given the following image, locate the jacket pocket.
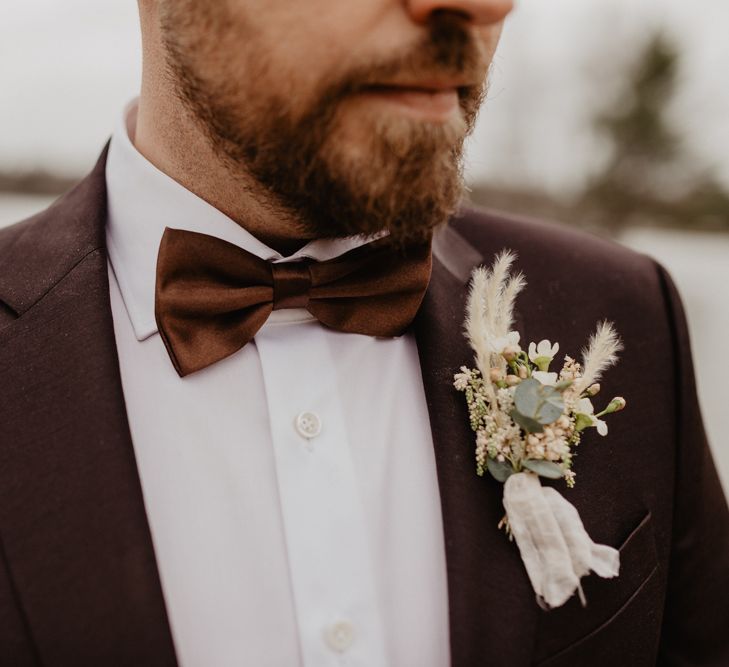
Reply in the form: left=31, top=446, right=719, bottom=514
left=534, top=509, right=660, bottom=664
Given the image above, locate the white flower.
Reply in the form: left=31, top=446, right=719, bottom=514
left=576, top=397, right=608, bottom=436
left=532, top=371, right=559, bottom=386
left=529, top=339, right=559, bottom=362
left=576, top=397, right=593, bottom=413
left=487, top=331, right=521, bottom=355
left=529, top=339, right=560, bottom=372
left=453, top=366, right=475, bottom=391
left=496, top=387, right=516, bottom=413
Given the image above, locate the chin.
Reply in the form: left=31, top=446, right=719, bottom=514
left=331, top=103, right=466, bottom=164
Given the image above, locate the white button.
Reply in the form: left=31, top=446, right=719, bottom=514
left=323, top=620, right=355, bottom=653
left=295, top=411, right=321, bottom=439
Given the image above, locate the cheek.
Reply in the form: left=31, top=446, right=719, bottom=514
left=478, top=24, right=505, bottom=60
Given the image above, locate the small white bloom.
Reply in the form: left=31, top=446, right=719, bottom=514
left=496, top=387, right=516, bottom=413
left=487, top=331, right=521, bottom=355
left=577, top=397, right=594, bottom=414
left=453, top=374, right=469, bottom=391
left=576, top=397, right=608, bottom=436
left=532, top=371, right=559, bottom=386
left=453, top=366, right=473, bottom=391
left=528, top=340, right=560, bottom=364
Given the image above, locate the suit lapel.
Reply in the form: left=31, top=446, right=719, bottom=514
left=0, top=153, right=177, bottom=665
left=415, top=224, right=537, bottom=667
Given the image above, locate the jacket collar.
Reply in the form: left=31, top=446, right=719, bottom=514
left=0, top=148, right=108, bottom=315
left=0, top=149, right=537, bottom=666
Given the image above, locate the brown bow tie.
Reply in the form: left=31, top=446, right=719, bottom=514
left=154, top=228, right=432, bottom=376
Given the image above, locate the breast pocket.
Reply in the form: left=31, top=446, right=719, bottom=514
left=533, top=510, right=662, bottom=665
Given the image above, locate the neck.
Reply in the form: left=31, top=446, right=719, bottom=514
left=134, top=79, right=309, bottom=256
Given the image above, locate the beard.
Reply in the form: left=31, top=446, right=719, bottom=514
left=161, top=11, right=488, bottom=246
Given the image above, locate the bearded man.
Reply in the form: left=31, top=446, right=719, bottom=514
left=0, top=1, right=727, bottom=666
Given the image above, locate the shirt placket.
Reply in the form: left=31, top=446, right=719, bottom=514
left=255, top=321, right=388, bottom=667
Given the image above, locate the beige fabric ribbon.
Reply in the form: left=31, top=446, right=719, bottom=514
left=502, top=471, right=620, bottom=609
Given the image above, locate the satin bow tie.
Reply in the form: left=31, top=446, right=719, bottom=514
left=154, top=228, right=433, bottom=376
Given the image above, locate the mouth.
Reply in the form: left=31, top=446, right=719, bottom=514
left=356, top=81, right=474, bottom=122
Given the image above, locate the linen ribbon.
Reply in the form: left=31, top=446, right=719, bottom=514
left=502, top=471, right=620, bottom=608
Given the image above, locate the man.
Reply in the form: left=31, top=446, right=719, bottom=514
left=0, top=1, right=727, bottom=665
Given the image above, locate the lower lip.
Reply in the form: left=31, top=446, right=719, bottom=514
left=359, top=87, right=460, bottom=122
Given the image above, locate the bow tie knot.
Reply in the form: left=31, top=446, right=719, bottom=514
left=272, top=262, right=312, bottom=310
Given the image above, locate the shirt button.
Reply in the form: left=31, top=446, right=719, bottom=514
left=323, top=620, right=355, bottom=653
left=294, top=411, right=321, bottom=439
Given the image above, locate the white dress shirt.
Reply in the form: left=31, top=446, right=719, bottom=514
left=105, top=101, right=450, bottom=667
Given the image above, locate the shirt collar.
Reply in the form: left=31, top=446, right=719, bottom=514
left=105, top=99, right=384, bottom=341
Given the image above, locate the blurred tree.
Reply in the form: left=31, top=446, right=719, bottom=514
left=469, top=33, right=729, bottom=234
left=0, top=170, right=78, bottom=196
left=583, top=34, right=729, bottom=231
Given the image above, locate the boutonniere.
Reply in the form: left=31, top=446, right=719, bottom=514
left=453, top=251, right=627, bottom=609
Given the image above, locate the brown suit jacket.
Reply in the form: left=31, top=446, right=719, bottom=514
left=1, top=148, right=728, bottom=666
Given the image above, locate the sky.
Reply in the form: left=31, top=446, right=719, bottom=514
left=1, top=0, right=728, bottom=195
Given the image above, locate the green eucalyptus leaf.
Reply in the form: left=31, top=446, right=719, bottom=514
left=511, top=409, right=544, bottom=434
left=537, top=388, right=565, bottom=424
left=522, top=459, right=565, bottom=479
left=487, top=457, right=515, bottom=483
left=514, top=378, right=565, bottom=425
left=514, top=378, right=541, bottom=418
